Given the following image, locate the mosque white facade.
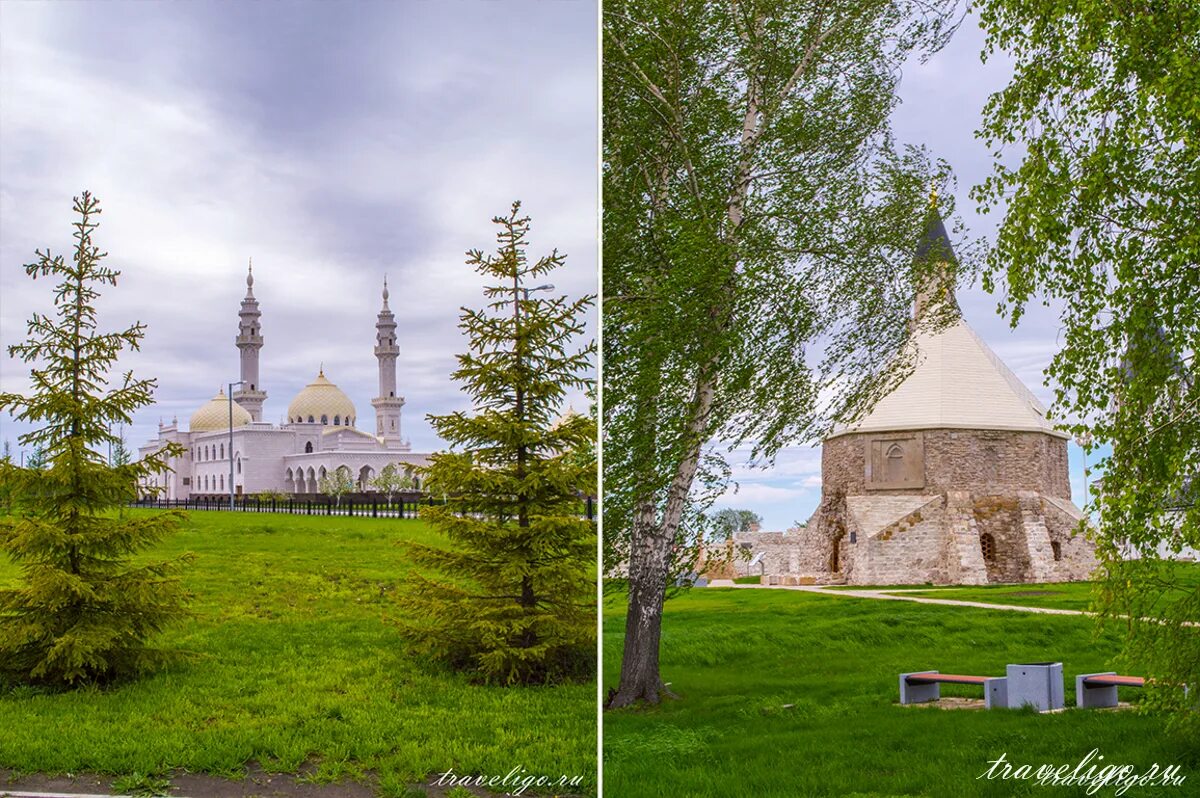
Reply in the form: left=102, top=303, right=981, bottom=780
left=137, top=266, right=430, bottom=499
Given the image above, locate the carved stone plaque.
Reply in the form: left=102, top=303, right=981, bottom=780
left=865, top=432, right=925, bottom=489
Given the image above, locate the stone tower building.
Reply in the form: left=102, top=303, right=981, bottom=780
left=749, top=206, right=1097, bottom=585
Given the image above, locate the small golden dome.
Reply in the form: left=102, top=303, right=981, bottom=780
left=190, top=388, right=252, bottom=432
left=287, top=368, right=357, bottom=426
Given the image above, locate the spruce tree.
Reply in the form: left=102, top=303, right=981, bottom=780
left=397, top=202, right=597, bottom=686
left=0, top=191, right=191, bottom=687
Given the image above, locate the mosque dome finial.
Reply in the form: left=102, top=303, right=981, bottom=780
left=929, top=180, right=938, bottom=210
left=246, top=258, right=255, bottom=293
left=382, top=275, right=390, bottom=307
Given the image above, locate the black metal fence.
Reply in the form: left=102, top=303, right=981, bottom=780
left=132, top=494, right=596, bottom=521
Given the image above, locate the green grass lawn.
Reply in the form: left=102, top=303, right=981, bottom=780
left=603, top=587, right=1197, bottom=797
left=0, top=510, right=596, bottom=796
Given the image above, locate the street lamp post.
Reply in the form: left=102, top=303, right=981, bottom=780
left=229, top=380, right=244, bottom=510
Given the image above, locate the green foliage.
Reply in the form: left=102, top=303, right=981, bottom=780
left=24, top=446, right=47, bottom=471
left=710, top=508, right=761, bottom=540
left=110, top=425, right=131, bottom=466
left=370, top=463, right=414, bottom=504
left=111, top=772, right=170, bottom=797
left=397, top=203, right=597, bottom=686
left=973, top=0, right=1200, bottom=732
left=318, top=465, right=355, bottom=506
left=602, top=0, right=965, bottom=585
left=0, top=192, right=191, bottom=687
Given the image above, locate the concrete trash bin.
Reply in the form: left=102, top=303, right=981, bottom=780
left=1006, top=662, right=1064, bottom=711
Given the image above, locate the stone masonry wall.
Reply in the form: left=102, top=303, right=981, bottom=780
left=822, top=429, right=1072, bottom=500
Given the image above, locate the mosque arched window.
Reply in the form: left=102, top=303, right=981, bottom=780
left=334, top=415, right=341, bottom=426
left=305, top=441, right=313, bottom=454
left=236, top=457, right=242, bottom=474
left=220, top=443, right=225, bottom=459
left=307, top=415, right=315, bottom=423
left=321, top=415, right=328, bottom=425
left=220, top=474, right=224, bottom=490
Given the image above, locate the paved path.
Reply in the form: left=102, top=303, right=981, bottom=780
left=728, top=582, right=1091, bottom=616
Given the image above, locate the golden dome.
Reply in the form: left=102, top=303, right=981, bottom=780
left=288, top=368, right=357, bottom=426
left=190, top=388, right=251, bottom=432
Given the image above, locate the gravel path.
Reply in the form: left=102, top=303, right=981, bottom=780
left=728, top=582, right=1091, bottom=615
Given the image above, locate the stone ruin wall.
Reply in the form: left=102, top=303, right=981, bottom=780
left=744, top=428, right=1096, bottom=585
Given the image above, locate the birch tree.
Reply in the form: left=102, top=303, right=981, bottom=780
left=603, top=0, right=961, bottom=707
left=973, top=0, right=1200, bottom=731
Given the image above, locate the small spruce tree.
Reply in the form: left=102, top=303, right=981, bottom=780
left=111, top=425, right=131, bottom=466
left=24, top=446, right=47, bottom=471
left=397, top=202, right=597, bottom=685
left=0, top=191, right=191, bottom=687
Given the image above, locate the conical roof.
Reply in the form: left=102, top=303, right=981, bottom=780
left=914, top=209, right=957, bottom=264
left=830, top=202, right=1064, bottom=440
left=830, top=317, right=1065, bottom=439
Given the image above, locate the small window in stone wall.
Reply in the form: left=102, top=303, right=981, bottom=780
left=980, top=532, right=996, bottom=561
left=885, top=444, right=904, bottom=482
left=305, top=441, right=314, bottom=454
left=1051, top=541, right=1062, bottom=561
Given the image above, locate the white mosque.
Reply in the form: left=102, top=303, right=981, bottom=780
left=137, top=265, right=430, bottom=499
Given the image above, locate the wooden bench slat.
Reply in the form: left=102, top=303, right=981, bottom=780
left=1083, top=674, right=1144, bottom=687
left=906, top=673, right=992, bottom=685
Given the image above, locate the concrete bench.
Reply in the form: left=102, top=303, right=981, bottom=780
left=900, top=671, right=1008, bottom=708
left=1076, top=672, right=1145, bottom=708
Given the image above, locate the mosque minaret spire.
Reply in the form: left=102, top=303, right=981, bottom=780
left=371, top=276, right=405, bottom=447
left=234, top=258, right=267, bottom=421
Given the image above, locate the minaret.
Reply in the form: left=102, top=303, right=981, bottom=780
left=234, top=259, right=267, bottom=421
left=371, top=277, right=406, bottom=447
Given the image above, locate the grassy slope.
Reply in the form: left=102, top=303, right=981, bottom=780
left=0, top=510, right=595, bottom=795
left=603, top=588, right=1196, bottom=798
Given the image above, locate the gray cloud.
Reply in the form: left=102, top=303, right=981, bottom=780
left=1, top=0, right=597, bottom=457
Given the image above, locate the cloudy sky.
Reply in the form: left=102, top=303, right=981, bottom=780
left=0, top=0, right=597, bottom=457
left=712, top=13, right=1107, bottom=531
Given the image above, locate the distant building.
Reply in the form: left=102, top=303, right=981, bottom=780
left=738, top=205, right=1097, bottom=585
left=138, top=266, right=429, bottom=499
